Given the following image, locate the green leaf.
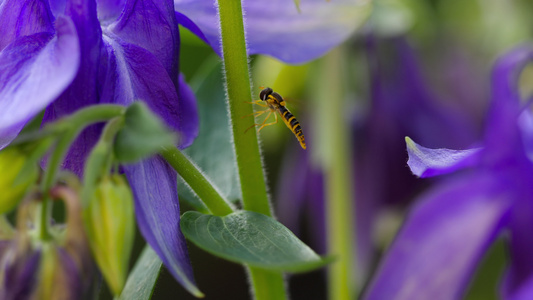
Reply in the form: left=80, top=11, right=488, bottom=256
left=177, top=56, right=241, bottom=209
left=117, top=245, right=162, bottom=300
left=181, top=211, right=333, bottom=272
left=114, top=102, right=176, bottom=163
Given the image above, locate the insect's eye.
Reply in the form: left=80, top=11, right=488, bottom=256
left=259, top=90, right=267, bottom=101
left=259, top=87, right=273, bottom=100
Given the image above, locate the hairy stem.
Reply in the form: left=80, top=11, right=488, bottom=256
left=161, top=147, right=234, bottom=216
left=216, top=0, right=287, bottom=299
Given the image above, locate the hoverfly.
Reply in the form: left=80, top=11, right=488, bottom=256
left=246, top=87, right=306, bottom=149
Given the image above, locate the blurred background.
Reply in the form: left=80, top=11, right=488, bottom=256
left=98, top=0, right=533, bottom=299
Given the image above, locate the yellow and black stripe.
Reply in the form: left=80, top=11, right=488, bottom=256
left=278, top=105, right=306, bottom=150
left=250, top=87, right=306, bottom=150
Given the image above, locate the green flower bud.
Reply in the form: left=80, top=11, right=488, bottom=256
left=84, top=174, right=135, bottom=296
left=0, top=148, right=37, bottom=214
left=35, top=243, right=81, bottom=300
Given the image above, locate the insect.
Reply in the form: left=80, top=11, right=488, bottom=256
left=246, top=87, right=306, bottom=150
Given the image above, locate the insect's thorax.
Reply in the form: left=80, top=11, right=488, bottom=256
left=264, top=94, right=285, bottom=110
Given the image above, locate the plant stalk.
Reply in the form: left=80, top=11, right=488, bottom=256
left=215, top=0, right=287, bottom=299
left=38, top=104, right=125, bottom=240
left=312, top=47, right=357, bottom=300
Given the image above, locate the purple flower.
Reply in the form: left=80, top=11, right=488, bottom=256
left=276, top=37, right=480, bottom=281
left=0, top=0, right=201, bottom=295
left=364, top=45, right=533, bottom=299
left=174, top=0, right=372, bottom=64
left=1, top=186, right=95, bottom=300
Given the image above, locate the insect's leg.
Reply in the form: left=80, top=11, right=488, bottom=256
left=245, top=110, right=273, bottom=134
left=245, top=100, right=268, bottom=107
left=257, top=111, right=278, bottom=132
left=242, top=108, right=269, bottom=119
left=244, top=109, right=272, bottom=133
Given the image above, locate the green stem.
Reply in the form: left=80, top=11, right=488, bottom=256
left=41, top=104, right=125, bottom=190
left=81, top=117, right=125, bottom=208
left=216, top=0, right=286, bottom=299
left=247, top=268, right=287, bottom=300
left=38, top=104, right=125, bottom=240
left=97, top=116, right=125, bottom=175
left=160, top=147, right=234, bottom=216
left=313, top=48, right=357, bottom=300
left=216, top=0, right=270, bottom=215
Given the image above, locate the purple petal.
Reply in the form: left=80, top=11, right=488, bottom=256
left=364, top=174, right=511, bottom=300
left=60, top=0, right=102, bottom=112
left=500, top=174, right=533, bottom=298
left=100, top=39, right=195, bottom=148
left=110, top=0, right=179, bottom=78
left=97, top=0, right=126, bottom=23
left=48, top=0, right=66, bottom=17
left=43, top=0, right=105, bottom=174
left=276, top=145, right=311, bottom=237
left=44, top=0, right=103, bottom=119
left=405, top=137, right=481, bottom=178
left=175, top=11, right=211, bottom=47
left=123, top=156, right=201, bottom=297
left=1, top=249, right=41, bottom=300
left=176, top=74, right=198, bottom=148
left=485, top=46, right=533, bottom=151
left=0, top=0, right=54, bottom=50
left=518, top=111, right=533, bottom=160
left=0, top=17, right=79, bottom=149
left=368, top=37, right=477, bottom=149
left=490, top=45, right=533, bottom=107
left=503, top=274, right=533, bottom=300
left=174, top=0, right=371, bottom=63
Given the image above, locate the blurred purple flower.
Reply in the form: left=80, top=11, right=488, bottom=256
left=365, top=45, right=533, bottom=299
left=1, top=186, right=94, bottom=300
left=0, top=0, right=201, bottom=295
left=277, top=37, right=480, bottom=285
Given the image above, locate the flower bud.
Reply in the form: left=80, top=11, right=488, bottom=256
left=84, top=174, right=135, bottom=295
left=0, top=186, right=95, bottom=300
left=34, top=243, right=83, bottom=300
left=0, top=245, right=41, bottom=300
left=0, top=148, right=37, bottom=214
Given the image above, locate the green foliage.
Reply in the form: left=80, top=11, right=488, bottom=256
left=0, top=147, right=39, bottom=214
left=181, top=211, right=333, bottom=272
left=177, top=57, right=241, bottom=210
left=117, top=246, right=162, bottom=300
left=161, top=147, right=234, bottom=216
left=114, top=102, right=176, bottom=163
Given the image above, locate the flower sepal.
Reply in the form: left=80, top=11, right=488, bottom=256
left=84, top=174, right=135, bottom=296
left=114, top=102, right=177, bottom=163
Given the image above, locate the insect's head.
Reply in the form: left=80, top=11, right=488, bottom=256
left=259, top=87, right=273, bottom=101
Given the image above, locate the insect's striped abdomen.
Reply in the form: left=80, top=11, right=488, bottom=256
left=279, top=106, right=306, bottom=149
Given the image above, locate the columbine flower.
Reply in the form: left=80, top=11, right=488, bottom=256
left=364, top=45, right=533, bottom=299
left=0, top=0, right=378, bottom=295
left=0, top=0, right=200, bottom=294
left=1, top=187, right=94, bottom=300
